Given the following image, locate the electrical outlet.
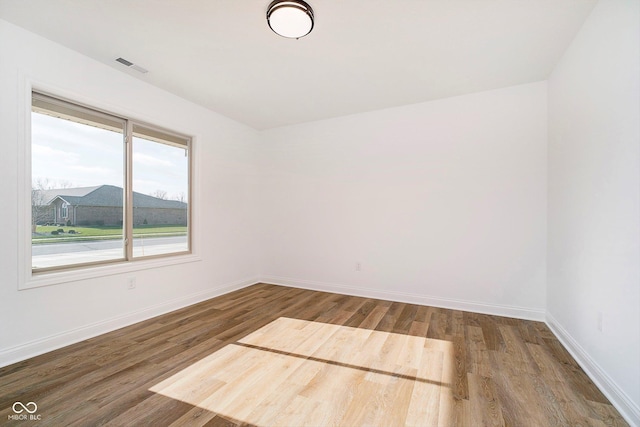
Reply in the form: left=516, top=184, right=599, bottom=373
left=127, top=277, right=136, bottom=290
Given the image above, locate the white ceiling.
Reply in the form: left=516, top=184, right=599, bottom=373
left=0, top=0, right=597, bottom=130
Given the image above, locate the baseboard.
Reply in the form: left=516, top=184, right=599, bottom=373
left=4, top=275, right=635, bottom=425
left=261, top=275, right=546, bottom=321
left=0, top=276, right=260, bottom=368
left=546, top=313, right=640, bottom=427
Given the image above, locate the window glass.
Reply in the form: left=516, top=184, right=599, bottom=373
left=31, top=102, right=125, bottom=270
left=131, top=128, right=189, bottom=258
left=31, top=92, right=191, bottom=272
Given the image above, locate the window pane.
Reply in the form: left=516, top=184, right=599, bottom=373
left=132, top=132, right=189, bottom=258
left=31, top=103, right=126, bottom=270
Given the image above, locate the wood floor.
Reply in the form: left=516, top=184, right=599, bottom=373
left=0, top=284, right=627, bottom=426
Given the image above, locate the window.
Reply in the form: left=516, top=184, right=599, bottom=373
left=60, top=202, right=68, bottom=219
left=31, top=92, right=191, bottom=272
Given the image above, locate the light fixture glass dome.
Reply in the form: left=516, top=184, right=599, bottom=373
left=267, top=0, right=314, bottom=39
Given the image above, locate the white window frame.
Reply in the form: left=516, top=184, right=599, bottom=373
left=18, top=80, right=200, bottom=290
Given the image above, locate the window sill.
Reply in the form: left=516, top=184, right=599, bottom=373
left=21, top=253, right=201, bottom=290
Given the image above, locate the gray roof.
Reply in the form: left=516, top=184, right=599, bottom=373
left=45, top=185, right=187, bottom=209
left=41, top=186, right=100, bottom=204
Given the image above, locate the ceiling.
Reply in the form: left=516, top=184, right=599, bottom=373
left=0, top=0, right=597, bottom=130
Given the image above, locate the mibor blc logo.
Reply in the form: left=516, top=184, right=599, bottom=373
left=8, top=401, right=41, bottom=421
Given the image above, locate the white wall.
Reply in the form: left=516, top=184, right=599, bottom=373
left=547, top=0, right=640, bottom=423
left=259, top=82, right=548, bottom=319
left=2, top=3, right=637, bottom=422
left=0, top=20, right=261, bottom=365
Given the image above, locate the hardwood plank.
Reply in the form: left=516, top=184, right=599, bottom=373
left=468, top=374, right=505, bottom=426
left=357, top=301, right=392, bottom=330
left=0, top=283, right=627, bottom=427
left=479, top=315, right=506, bottom=352
left=452, top=334, right=469, bottom=399
left=466, top=325, right=492, bottom=378
left=426, top=309, right=449, bottom=340
left=392, top=303, right=418, bottom=334
left=338, top=379, right=384, bottom=426
left=405, top=348, right=442, bottom=427
left=408, top=320, right=429, bottom=337
left=374, top=301, right=405, bottom=332
left=342, top=299, right=377, bottom=328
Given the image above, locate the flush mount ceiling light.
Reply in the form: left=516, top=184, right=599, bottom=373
left=267, top=0, right=314, bottom=39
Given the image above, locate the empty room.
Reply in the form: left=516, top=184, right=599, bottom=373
left=0, top=0, right=638, bottom=426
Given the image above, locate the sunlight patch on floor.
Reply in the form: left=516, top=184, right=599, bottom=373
left=150, top=317, right=454, bottom=426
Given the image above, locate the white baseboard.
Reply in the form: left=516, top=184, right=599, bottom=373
left=261, top=275, right=546, bottom=321
left=2, top=276, right=635, bottom=426
left=546, top=313, right=640, bottom=427
left=0, top=276, right=260, bottom=368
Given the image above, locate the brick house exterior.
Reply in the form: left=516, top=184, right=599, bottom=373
left=40, top=185, right=187, bottom=226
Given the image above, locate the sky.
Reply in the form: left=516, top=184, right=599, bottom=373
left=31, top=112, right=189, bottom=200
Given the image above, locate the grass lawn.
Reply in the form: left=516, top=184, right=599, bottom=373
left=33, top=225, right=187, bottom=242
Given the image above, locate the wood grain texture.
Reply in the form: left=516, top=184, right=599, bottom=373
left=0, top=284, right=627, bottom=426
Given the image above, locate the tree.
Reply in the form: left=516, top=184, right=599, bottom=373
left=31, top=178, right=53, bottom=232
left=31, top=179, right=76, bottom=232
left=150, top=189, right=168, bottom=200
left=172, top=191, right=186, bottom=203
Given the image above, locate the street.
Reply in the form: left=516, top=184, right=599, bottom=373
left=32, top=236, right=189, bottom=269
left=32, top=235, right=187, bottom=255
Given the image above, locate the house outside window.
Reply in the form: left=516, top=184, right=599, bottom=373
left=31, top=92, right=191, bottom=272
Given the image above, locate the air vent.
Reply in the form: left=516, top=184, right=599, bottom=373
left=115, top=57, right=148, bottom=74
left=116, top=57, right=133, bottom=66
